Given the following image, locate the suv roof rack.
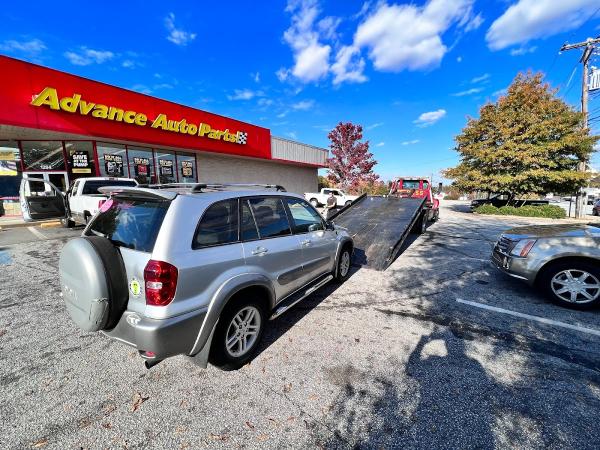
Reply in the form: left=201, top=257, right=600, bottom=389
left=190, top=183, right=287, bottom=193
left=138, top=183, right=198, bottom=190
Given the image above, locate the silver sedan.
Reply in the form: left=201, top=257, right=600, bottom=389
left=491, top=224, right=600, bottom=309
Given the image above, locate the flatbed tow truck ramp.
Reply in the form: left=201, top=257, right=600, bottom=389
left=330, top=195, right=426, bottom=271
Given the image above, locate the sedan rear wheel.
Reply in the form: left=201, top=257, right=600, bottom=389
left=540, top=261, right=600, bottom=309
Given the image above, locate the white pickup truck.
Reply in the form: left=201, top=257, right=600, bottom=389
left=304, top=188, right=359, bottom=208
left=65, top=177, right=138, bottom=226
left=20, top=176, right=137, bottom=226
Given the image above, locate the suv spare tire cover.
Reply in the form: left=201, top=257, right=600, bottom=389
left=59, top=236, right=128, bottom=332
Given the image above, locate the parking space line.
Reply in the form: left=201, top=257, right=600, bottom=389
left=27, top=226, right=47, bottom=240
left=456, top=298, right=600, bottom=337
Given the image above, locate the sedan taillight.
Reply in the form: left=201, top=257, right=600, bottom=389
left=144, top=260, right=178, bottom=306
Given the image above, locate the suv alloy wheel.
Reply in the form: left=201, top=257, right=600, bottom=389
left=335, top=246, right=352, bottom=282
left=209, top=297, right=266, bottom=370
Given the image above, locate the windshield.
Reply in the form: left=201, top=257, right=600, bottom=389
left=402, top=180, right=420, bottom=189
left=81, top=180, right=137, bottom=195
left=87, top=197, right=169, bottom=252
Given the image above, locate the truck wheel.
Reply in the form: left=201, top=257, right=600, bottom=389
left=310, top=198, right=319, bottom=207
left=430, top=209, right=439, bottom=222
left=412, top=212, right=427, bottom=234
left=334, top=246, right=352, bottom=282
left=209, top=298, right=266, bottom=370
left=344, top=200, right=352, bottom=207
left=539, top=260, right=600, bottom=310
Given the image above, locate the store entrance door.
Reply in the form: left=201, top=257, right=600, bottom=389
left=25, top=172, right=69, bottom=193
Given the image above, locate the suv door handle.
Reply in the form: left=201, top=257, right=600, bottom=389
left=251, top=246, right=268, bottom=256
left=301, top=239, right=311, bottom=246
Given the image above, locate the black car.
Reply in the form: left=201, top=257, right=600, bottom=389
left=470, top=194, right=549, bottom=209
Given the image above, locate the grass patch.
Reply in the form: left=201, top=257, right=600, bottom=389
left=474, top=204, right=566, bottom=219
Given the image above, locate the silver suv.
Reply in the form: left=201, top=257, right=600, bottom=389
left=59, top=184, right=353, bottom=370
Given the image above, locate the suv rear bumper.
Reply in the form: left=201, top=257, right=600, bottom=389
left=103, top=308, right=207, bottom=359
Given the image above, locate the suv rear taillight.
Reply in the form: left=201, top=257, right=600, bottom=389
left=144, top=260, right=178, bottom=306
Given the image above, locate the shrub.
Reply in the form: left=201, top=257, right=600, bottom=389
left=474, top=204, right=566, bottom=219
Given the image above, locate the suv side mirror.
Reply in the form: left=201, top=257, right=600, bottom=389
left=325, top=220, right=335, bottom=231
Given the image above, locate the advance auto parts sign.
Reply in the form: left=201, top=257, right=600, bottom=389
left=30, top=87, right=248, bottom=145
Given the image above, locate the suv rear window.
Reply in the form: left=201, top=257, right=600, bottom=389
left=88, top=198, right=169, bottom=252
left=82, top=180, right=137, bottom=195
left=193, top=199, right=239, bottom=248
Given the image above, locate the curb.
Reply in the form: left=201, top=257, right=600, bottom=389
left=0, top=219, right=62, bottom=230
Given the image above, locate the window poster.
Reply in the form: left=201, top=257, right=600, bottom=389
left=159, top=159, right=174, bottom=176
left=133, top=157, right=150, bottom=178
left=181, top=160, right=194, bottom=178
left=71, top=151, right=92, bottom=174
left=104, top=153, right=124, bottom=177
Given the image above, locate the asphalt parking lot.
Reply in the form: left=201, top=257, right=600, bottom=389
left=1, top=201, right=599, bottom=449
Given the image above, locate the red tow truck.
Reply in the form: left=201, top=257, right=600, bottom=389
left=389, top=176, right=440, bottom=223
left=327, top=176, right=440, bottom=271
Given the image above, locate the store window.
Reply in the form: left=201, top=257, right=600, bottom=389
left=65, top=141, right=96, bottom=180
left=178, top=153, right=197, bottom=183
left=97, top=143, right=127, bottom=178
left=21, top=141, right=66, bottom=171
left=128, top=146, right=154, bottom=184
left=0, top=141, right=22, bottom=199
left=155, top=150, right=177, bottom=184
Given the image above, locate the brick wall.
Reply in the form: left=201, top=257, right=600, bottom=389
left=196, top=152, right=318, bottom=195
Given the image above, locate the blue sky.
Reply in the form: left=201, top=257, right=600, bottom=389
left=1, top=0, right=600, bottom=183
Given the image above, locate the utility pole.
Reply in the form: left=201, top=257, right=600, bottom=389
left=560, top=37, right=600, bottom=218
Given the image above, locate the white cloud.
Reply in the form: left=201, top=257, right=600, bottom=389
left=251, top=72, right=260, bottom=83
left=276, top=67, right=290, bottom=82
left=471, top=73, right=490, bottom=83
left=64, top=47, right=114, bottom=66
left=366, top=122, right=384, bottom=130
left=331, top=45, right=367, bottom=85
left=292, top=99, right=315, bottom=110
left=456, top=56, right=463, bottom=62
left=353, top=2, right=371, bottom=20
left=131, top=84, right=152, bottom=95
left=318, top=16, right=341, bottom=40
left=414, top=109, right=446, bottom=127
left=486, top=0, right=599, bottom=50
left=153, top=83, right=173, bottom=90
left=492, top=88, right=507, bottom=97
left=293, top=43, right=331, bottom=81
left=452, top=87, right=483, bottom=97
left=510, top=46, right=537, bottom=56
left=0, top=38, right=46, bottom=57
left=165, top=13, right=196, bottom=46
left=227, top=89, right=264, bottom=101
left=287, top=131, right=298, bottom=140
left=464, top=12, right=484, bottom=31
left=354, top=0, right=478, bottom=72
left=282, top=0, right=331, bottom=82
left=122, top=60, right=135, bottom=68
left=401, top=139, right=420, bottom=145
left=376, top=142, right=385, bottom=147
left=257, top=98, right=274, bottom=107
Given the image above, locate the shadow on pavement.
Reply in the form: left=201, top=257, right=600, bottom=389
left=316, top=211, right=600, bottom=448
left=253, top=266, right=360, bottom=360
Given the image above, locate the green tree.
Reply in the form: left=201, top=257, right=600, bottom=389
left=443, top=72, right=598, bottom=200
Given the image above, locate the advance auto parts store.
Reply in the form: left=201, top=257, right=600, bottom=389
left=0, top=56, right=327, bottom=215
